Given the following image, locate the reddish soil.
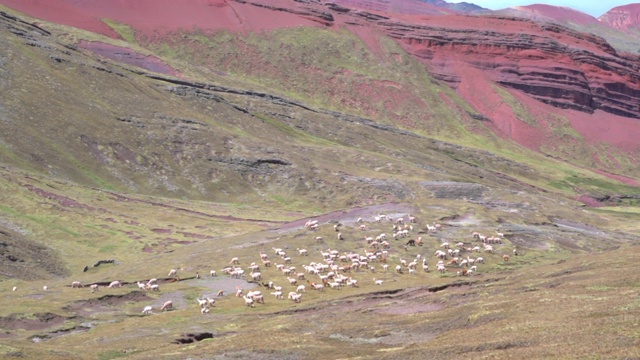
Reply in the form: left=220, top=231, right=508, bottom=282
left=591, top=169, right=640, bottom=186
left=455, top=75, right=640, bottom=187
left=4, top=0, right=640, bottom=183
left=576, top=195, right=606, bottom=207
left=566, top=110, right=640, bottom=153
left=0, top=0, right=323, bottom=39
left=453, top=64, right=547, bottom=151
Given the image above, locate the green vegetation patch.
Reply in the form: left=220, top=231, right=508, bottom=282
left=492, top=84, right=537, bottom=126
left=102, top=18, right=137, bottom=44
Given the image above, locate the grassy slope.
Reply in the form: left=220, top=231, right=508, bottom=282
left=144, top=24, right=640, bottom=195
left=1, top=5, right=640, bottom=359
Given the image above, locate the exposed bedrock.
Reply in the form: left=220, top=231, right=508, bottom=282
left=378, top=17, right=640, bottom=118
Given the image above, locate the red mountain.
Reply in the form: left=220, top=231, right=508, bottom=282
left=599, top=3, right=640, bottom=31
left=1, top=0, right=640, bottom=179
left=498, top=4, right=601, bottom=26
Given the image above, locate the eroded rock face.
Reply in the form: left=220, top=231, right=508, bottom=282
left=236, top=0, right=640, bottom=119
left=238, top=0, right=640, bottom=118
left=374, top=15, right=640, bottom=118
left=265, top=0, right=640, bottom=119
left=3, top=0, right=640, bottom=119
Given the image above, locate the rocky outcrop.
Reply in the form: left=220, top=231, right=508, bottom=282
left=374, top=15, right=640, bottom=118
left=235, top=0, right=334, bottom=25
left=230, top=0, right=640, bottom=118
left=3, top=0, right=640, bottom=119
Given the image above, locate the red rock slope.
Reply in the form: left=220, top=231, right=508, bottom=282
left=0, top=0, right=329, bottom=38
left=5, top=0, right=637, bottom=118
left=2, top=0, right=640, bottom=168
left=376, top=13, right=640, bottom=119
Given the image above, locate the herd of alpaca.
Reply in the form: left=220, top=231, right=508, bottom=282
left=29, top=213, right=516, bottom=316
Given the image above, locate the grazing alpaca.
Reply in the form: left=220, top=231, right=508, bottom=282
left=196, top=298, right=208, bottom=308
left=160, top=300, right=173, bottom=311
left=288, top=292, right=302, bottom=302
left=243, top=295, right=255, bottom=307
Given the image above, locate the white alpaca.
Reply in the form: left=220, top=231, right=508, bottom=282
left=243, top=295, right=255, bottom=307
left=288, top=292, right=302, bottom=302
left=197, top=298, right=208, bottom=308
left=160, top=300, right=173, bottom=311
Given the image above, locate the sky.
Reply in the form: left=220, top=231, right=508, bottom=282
left=448, top=0, right=634, bottom=18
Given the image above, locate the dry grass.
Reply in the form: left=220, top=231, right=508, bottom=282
left=2, top=166, right=640, bottom=359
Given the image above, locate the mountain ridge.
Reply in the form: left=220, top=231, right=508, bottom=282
left=2, top=0, right=640, bottom=185
left=599, top=3, right=640, bottom=31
